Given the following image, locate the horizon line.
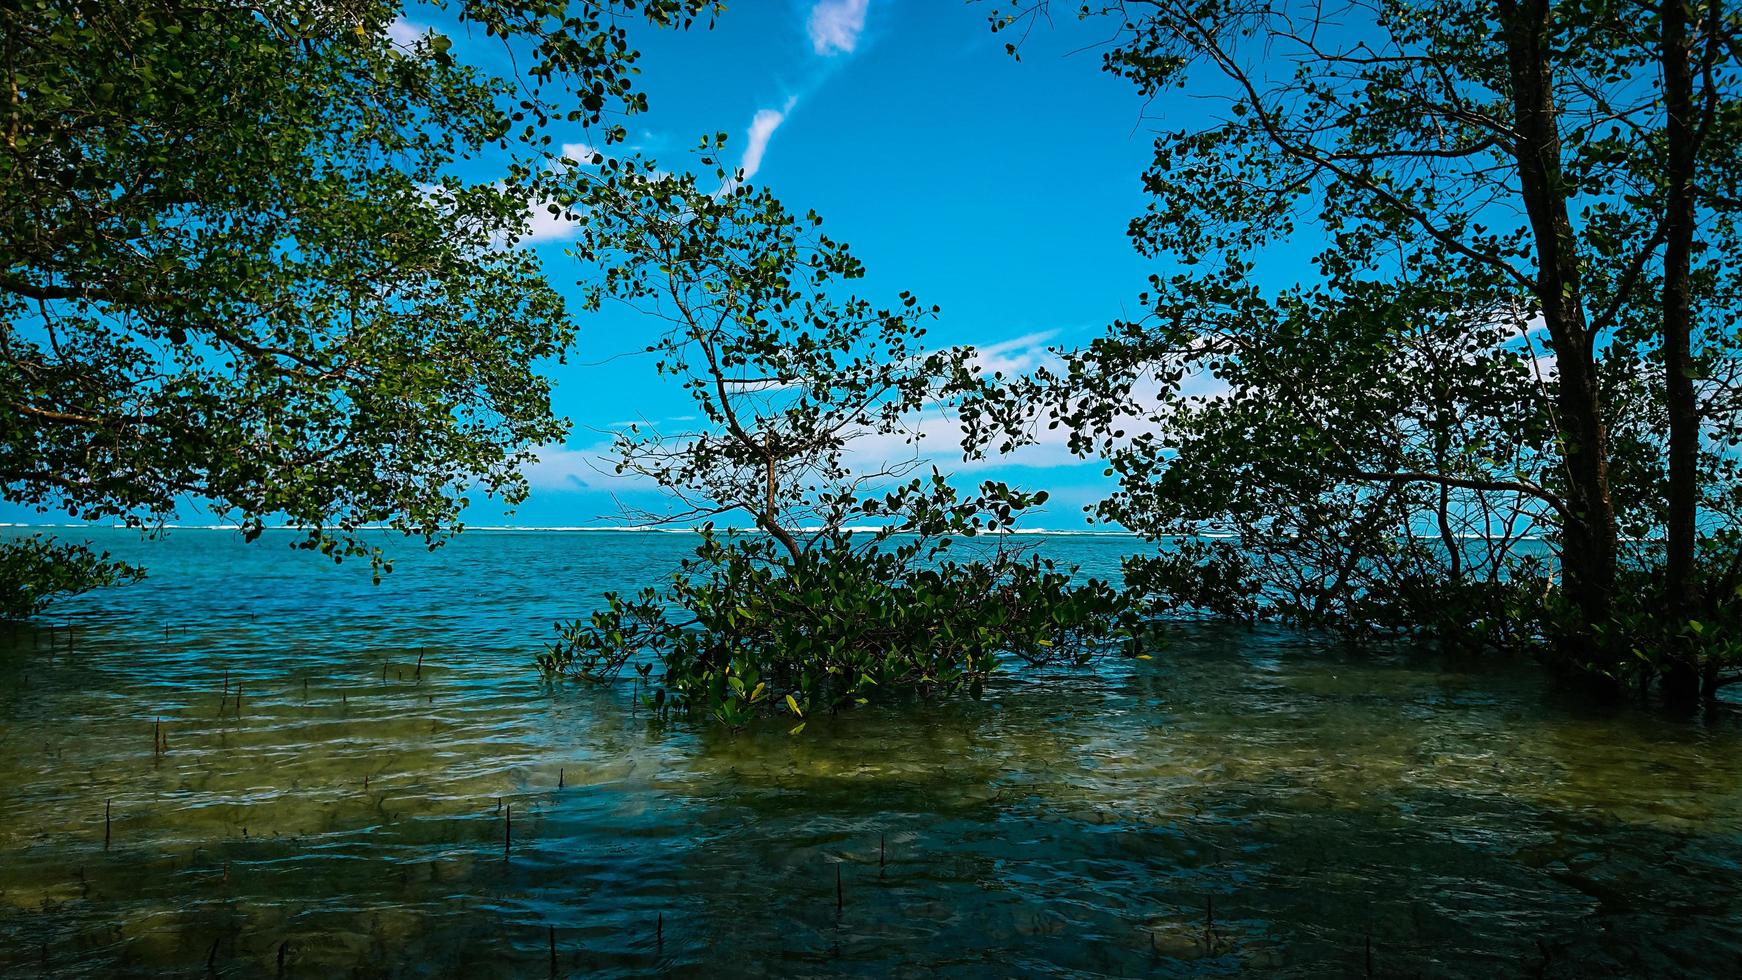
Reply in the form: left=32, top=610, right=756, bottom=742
left=0, top=522, right=1142, bottom=537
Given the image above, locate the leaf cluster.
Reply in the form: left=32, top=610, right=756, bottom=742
left=0, top=534, right=143, bottom=621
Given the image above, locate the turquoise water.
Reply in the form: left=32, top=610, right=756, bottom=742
left=1, top=528, right=1740, bottom=976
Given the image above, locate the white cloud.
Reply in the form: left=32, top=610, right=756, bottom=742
left=559, top=142, right=603, bottom=167
left=492, top=181, right=580, bottom=244
left=972, top=330, right=1061, bottom=378
left=1515, top=312, right=1559, bottom=382
left=840, top=404, right=1091, bottom=475
left=741, top=98, right=797, bottom=181
left=925, top=330, right=1171, bottom=473
left=386, top=16, right=425, bottom=48
left=520, top=202, right=580, bottom=243
left=807, top=0, right=870, bottom=56
left=829, top=331, right=1095, bottom=476
left=418, top=180, right=580, bottom=248
left=715, top=98, right=798, bottom=197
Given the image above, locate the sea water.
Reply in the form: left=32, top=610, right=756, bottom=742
left=0, top=528, right=1738, bottom=976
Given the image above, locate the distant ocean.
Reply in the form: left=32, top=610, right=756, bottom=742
left=3, top=526, right=1140, bottom=645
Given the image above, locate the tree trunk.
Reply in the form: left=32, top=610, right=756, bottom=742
left=761, top=454, right=801, bottom=561
left=1658, top=0, right=1705, bottom=704
left=1498, top=0, right=1620, bottom=649
left=1662, top=0, right=1700, bottom=614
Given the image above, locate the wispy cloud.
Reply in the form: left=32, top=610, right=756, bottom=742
left=831, top=331, right=1090, bottom=476
left=839, top=404, right=1092, bottom=476
left=718, top=1, right=868, bottom=196
left=716, top=97, right=798, bottom=196
left=807, top=0, right=870, bottom=56
left=741, top=98, right=797, bottom=182
left=972, top=330, right=1061, bottom=378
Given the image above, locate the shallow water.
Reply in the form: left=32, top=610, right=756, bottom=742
left=1, top=528, right=1739, bottom=977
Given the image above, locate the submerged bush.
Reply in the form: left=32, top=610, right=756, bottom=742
left=0, top=536, right=143, bottom=622
left=542, top=488, right=1136, bottom=729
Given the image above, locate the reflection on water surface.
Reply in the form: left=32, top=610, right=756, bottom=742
left=1, top=529, right=1739, bottom=976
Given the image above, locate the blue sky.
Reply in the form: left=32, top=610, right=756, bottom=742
left=502, top=0, right=1164, bottom=528
left=2, top=1, right=1174, bottom=531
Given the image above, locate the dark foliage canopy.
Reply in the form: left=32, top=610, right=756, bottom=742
left=1, top=0, right=712, bottom=613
